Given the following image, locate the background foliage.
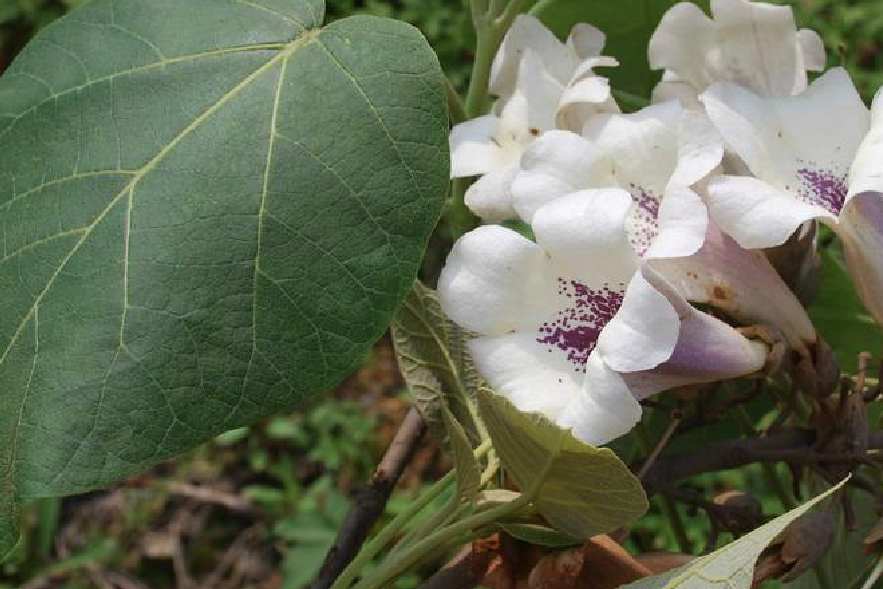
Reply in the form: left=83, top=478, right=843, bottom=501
left=1, top=1, right=882, bottom=589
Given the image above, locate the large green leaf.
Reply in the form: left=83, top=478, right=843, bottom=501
left=531, top=0, right=710, bottom=99
left=0, top=0, right=448, bottom=558
left=477, top=388, right=648, bottom=540
left=809, top=249, right=883, bottom=372
left=621, top=479, right=845, bottom=589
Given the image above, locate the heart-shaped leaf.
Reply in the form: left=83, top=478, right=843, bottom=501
left=0, top=0, right=448, bottom=558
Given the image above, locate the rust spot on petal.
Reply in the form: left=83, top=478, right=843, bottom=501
left=711, top=286, right=731, bottom=301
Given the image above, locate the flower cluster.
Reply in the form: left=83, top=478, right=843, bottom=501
left=440, top=0, right=883, bottom=446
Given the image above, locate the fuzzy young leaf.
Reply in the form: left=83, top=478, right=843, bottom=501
left=477, top=388, right=648, bottom=540
left=392, top=281, right=484, bottom=445
left=0, top=0, right=449, bottom=559
left=441, top=403, right=481, bottom=502
left=621, top=480, right=846, bottom=589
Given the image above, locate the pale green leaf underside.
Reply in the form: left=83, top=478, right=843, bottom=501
left=477, top=389, right=648, bottom=540
left=0, top=0, right=448, bottom=557
left=622, top=480, right=846, bottom=589
left=392, top=281, right=483, bottom=447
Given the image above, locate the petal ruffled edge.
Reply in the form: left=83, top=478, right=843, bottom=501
left=512, top=130, right=613, bottom=223
left=597, top=267, right=681, bottom=373
left=464, top=166, right=520, bottom=222
left=532, top=188, right=640, bottom=287
left=707, top=175, right=835, bottom=249
left=559, top=352, right=643, bottom=446
left=438, top=225, right=556, bottom=336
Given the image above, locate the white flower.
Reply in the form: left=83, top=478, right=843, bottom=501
left=700, top=68, right=883, bottom=326
left=512, top=101, right=721, bottom=259
left=438, top=189, right=768, bottom=446
left=510, top=100, right=819, bottom=364
left=838, top=93, right=883, bottom=326
left=490, top=14, right=619, bottom=131
left=649, top=0, right=825, bottom=106
left=449, top=15, right=618, bottom=222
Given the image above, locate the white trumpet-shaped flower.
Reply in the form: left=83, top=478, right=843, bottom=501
left=700, top=68, right=883, bottom=326
left=490, top=14, right=619, bottom=130
left=449, top=15, right=618, bottom=222
left=649, top=0, right=825, bottom=106
left=509, top=100, right=818, bottom=357
left=438, top=189, right=768, bottom=446
left=511, top=101, right=722, bottom=259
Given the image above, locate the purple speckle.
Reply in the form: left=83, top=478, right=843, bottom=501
left=628, top=184, right=661, bottom=256
left=795, top=161, right=847, bottom=216
left=536, top=278, right=626, bottom=372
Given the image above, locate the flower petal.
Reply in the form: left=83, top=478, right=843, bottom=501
left=652, top=77, right=702, bottom=110
left=567, top=22, right=606, bottom=60
left=622, top=310, right=768, bottom=399
left=438, top=225, right=557, bottom=336
left=512, top=130, right=613, bottom=222
left=669, top=109, right=724, bottom=189
left=559, top=352, right=643, bottom=446
left=585, top=101, right=681, bottom=196
left=711, top=0, right=805, bottom=96
left=464, top=166, right=519, bottom=222
left=469, top=331, right=584, bottom=422
left=798, top=28, right=826, bottom=72
left=707, top=175, right=833, bottom=249
left=841, top=192, right=883, bottom=326
left=557, top=72, right=615, bottom=133
left=450, top=116, right=516, bottom=178
left=700, top=80, right=793, bottom=184
left=649, top=222, right=817, bottom=352
left=513, top=49, right=566, bottom=133
left=490, top=14, right=576, bottom=100
left=532, top=189, right=640, bottom=286
left=643, top=186, right=709, bottom=260
left=597, top=267, right=680, bottom=373
left=702, top=69, right=868, bottom=206
left=849, top=88, right=883, bottom=198
left=649, top=2, right=717, bottom=91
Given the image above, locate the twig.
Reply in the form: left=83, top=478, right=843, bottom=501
left=636, top=423, right=692, bottom=554
left=310, top=407, right=427, bottom=589
left=641, top=428, right=883, bottom=495
left=637, top=413, right=682, bottom=480
left=415, top=547, right=478, bottom=589
left=203, top=525, right=261, bottom=589
left=168, top=483, right=254, bottom=514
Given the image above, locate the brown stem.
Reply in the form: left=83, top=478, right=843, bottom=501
left=310, top=407, right=427, bottom=589
left=415, top=547, right=479, bottom=589
left=641, top=428, right=883, bottom=495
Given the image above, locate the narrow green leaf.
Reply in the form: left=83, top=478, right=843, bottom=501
left=809, top=249, right=883, bottom=372
left=0, top=0, right=449, bottom=559
left=477, top=388, right=648, bottom=540
left=392, top=281, right=484, bottom=445
left=621, top=479, right=847, bottom=589
left=441, top=403, right=481, bottom=502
